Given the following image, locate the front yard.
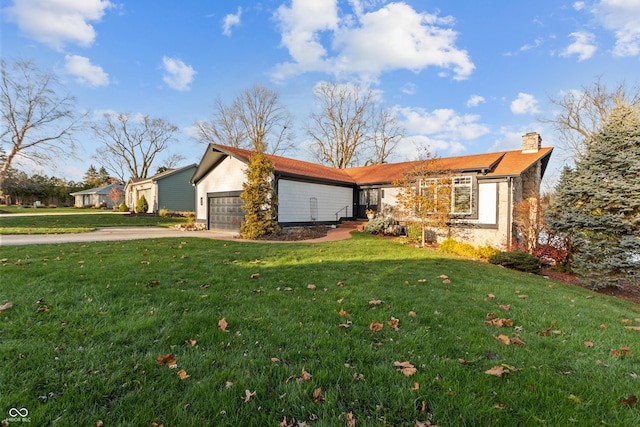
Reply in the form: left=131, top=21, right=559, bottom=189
left=1, top=233, right=639, bottom=426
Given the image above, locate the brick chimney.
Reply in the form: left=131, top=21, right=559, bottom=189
left=522, top=132, right=542, bottom=153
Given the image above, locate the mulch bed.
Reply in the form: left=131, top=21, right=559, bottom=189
left=542, top=268, right=640, bottom=305
left=258, top=226, right=329, bottom=241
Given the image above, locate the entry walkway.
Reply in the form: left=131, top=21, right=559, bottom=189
left=0, top=226, right=356, bottom=246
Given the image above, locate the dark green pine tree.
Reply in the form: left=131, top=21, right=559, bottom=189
left=239, top=152, right=279, bottom=239
left=547, top=103, right=640, bottom=289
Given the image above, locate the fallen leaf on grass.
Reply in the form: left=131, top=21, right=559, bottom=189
left=495, top=334, right=511, bottom=345
left=0, top=301, right=13, bottom=313
left=499, top=304, right=511, bottom=311
left=177, top=369, right=189, bottom=380
left=244, top=389, right=256, bottom=402
left=393, top=361, right=417, bottom=377
left=583, top=340, right=595, bottom=348
left=619, top=394, right=638, bottom=407
left=388, top=317, right=400, bottom=330
left=409, top=311, right=417, bottom=317
left=369, top=299, right=382, bottom=305
left=185, top=339, right=197, bottom=347
left=307, top=284, right=316, bottom=290
left=624, top=326, right=640, bottom=331
left=518, top=294, right=528, bottom=299
left=485, top=318, right=513, bottom=327
left=568, top=394, right=583, bottom=404
left=621, top=346, right=633, bottom=355
left=150, top=423, right=164, bottom=427
left=339, top=308, right=349, bottom=316
left=337, top=321, right=352, bottom=328
left=156, top=353, right=177, bottom=369
left=312, top=387, right=325, bottom=403
left=250, top=273, right=260, bottom=279
left=370, top=322, right=383, bottom=332
left=218, top=318, right=228, bottom=331
left=96, top=420, right=103, bottom=426
left=411, top=382, right=420, bottom=390
left=511, top=337, right=526, bottom=346
left=485, top=366, right=511, bottom=377
left=344, top=411, right=356, bottom=427
left=300, top=366, right=312, bottom=382
left=487, top=294, right=496, bottom=299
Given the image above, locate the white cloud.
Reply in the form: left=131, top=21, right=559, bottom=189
left=510, top=93, right=540, bottom=115
left=466, top=95, right=485, bottom=108
left=272, top=1, right=474, bottom=82
left=561, top=31, right=597, bottom=60
left=6, top=0, right=112, bottom=50
left=573, top=2, right=586, bottom=11
left=395, top=106, right=490, bottom=156
left=401, top=82, right=416, bottom=95
left=589, top=0, right=640, bottom=56
left=222, top=7, right=242, bottom=36
left=64, top=54, right=109, bottom=87
left=162, top=57, right=196, bottom=91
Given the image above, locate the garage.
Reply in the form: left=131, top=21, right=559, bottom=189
left=208, top=192, right=244, bottom=231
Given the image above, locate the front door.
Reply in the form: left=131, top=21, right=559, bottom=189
left=357, top=188, right=379, bottom=218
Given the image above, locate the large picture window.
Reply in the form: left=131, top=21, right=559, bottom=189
left=418, top=176, right=473, bottom=215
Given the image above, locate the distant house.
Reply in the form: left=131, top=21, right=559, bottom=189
left=124, top=164, right=197, bottom=213
left=190, top=133, right=552, bottom=249
left=70, top=183, right=125, bottom=209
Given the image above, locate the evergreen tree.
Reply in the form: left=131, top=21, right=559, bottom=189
left=239, top=152, right=279, bottom=239
left=547, top=103, right=640, bottom=289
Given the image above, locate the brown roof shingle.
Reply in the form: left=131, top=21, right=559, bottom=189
left=209, top=144, right=553, bottom=185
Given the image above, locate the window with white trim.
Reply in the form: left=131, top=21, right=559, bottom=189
left=452, top=176, right=472, bottom=214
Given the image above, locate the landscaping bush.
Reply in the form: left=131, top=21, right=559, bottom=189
left=363, top=217, right=392, bottom=234
left=439, top=238, right=499, bottom=260
left=136, top=195, right=149, bottom=213
left=117, top=201, right=129, bottom=212
left=489, top=251, right=541, bottom=274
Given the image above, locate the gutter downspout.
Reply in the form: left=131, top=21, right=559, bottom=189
left=507, top=177, right=513, bottom=250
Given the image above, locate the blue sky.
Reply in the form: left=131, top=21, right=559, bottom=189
left=2, top=0, right=639, bottom=185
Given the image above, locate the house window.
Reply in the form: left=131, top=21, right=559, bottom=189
left=419, top=177, right=451, bottom=213
left=418, top=176, right=473, bottom=215
left=452, top=176, right=472, bottom=214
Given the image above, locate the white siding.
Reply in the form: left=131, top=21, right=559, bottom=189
left=278, top=179, right=352, bottom=223
left=195, top=157, right=247, bottom=221
left=478, top=182, right=497, bottom=224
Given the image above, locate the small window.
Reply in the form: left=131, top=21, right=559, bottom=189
left=452, top=177, right=472, bottom=214
left=200, top=197, right=203, bottom=206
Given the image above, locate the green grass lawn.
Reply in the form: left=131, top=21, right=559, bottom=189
left=0, top=206, right=89, bottom=214
left=0, top=213, right=189, bottom=234
left=1, top=233, right=639, bottom=426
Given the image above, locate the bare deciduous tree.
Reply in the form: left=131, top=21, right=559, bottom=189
left=0, top=59, right=84, bottom=189
left=369, top=107, right=405, bottom=165
left=307, top=81, right=404, bottom=168
left=92, top=113, right=179, bottom=181
left=194, top=84, right=295, bottom=154
left=540, top=77, right=640, bottom=162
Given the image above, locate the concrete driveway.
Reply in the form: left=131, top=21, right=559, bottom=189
left=0, top=226, right=355, bottom=246
left=0, top=227, right=239, bottom=246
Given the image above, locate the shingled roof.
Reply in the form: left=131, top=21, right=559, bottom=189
left=191, top=144, right=553, bottom=186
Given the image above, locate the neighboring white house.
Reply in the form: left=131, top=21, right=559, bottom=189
left=124, top=164, right=197, bottom=213
left=70, top=183, right=124, bottom=208
left=190, top=133, right=553, bottom=249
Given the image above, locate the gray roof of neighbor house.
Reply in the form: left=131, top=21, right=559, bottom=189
left=191, top=144, right=553, bottom=186
left=70, top=182, right=124, bottom=196
left=125, top=164, right=197, bottom=188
